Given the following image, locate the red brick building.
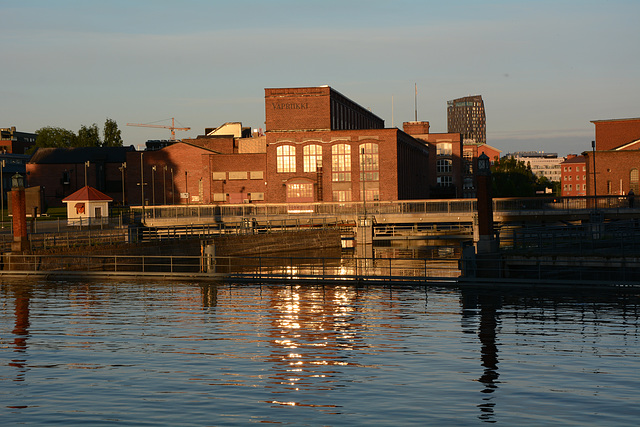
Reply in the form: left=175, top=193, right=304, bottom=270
left=30, top=87, right=433, bottom=208
left=560, top=155, right=587, bottom=197
left=584, top=118, right=640, bottom=197
left=402, top=121, right=463, bottom=198
left=265, top=86, right=429, bottom=203
left=27, top=147, right=133, bottom=208
left=125, top=137, right=267, bottom=206
left=1, top=127, right=36, bottom=154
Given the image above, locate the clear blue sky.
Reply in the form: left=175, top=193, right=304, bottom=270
left=2, top=0, right=638, bottom=155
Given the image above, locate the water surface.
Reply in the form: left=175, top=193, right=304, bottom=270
left=1, top=279, right=639, bottom=425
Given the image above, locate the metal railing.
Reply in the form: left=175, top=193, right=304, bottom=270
left=504, top=220, right=640, bottom=256
left=130, top=195, right=636, bottom=223
left=0, top=253, right=462, bottom=283
left=3, top=251, right=639, bottom=286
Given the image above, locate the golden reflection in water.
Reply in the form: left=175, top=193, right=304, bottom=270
left=265, top=285, right=367, bottom=397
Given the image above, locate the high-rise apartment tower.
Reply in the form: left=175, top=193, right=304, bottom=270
left=447, top=95, right=486, bottom=145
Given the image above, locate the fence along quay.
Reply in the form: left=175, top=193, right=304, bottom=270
left=1, top=196, right=640, bottom=287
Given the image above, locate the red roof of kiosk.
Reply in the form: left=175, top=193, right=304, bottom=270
left=62, top=186, right=113, bottom=202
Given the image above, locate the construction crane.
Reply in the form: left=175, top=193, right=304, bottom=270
left=126, top=118, right=190, bottom=141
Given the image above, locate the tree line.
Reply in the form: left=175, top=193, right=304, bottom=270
left=491, top=156, right=559, bottom=197
left=31, top=118, right=123, bottom=153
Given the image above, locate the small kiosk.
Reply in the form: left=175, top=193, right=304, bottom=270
left=62, top=186, right=113, bottom=226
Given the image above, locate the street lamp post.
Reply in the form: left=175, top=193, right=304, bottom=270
left=361, top=147, right=366, bottom=216
left=592, top=140, right=597, bottom=208
left=119, top=162, right=126, bottom=206
left=151, top=165, right=156, bottom=206
left=84, top=161, right=90, bottom=187
left=1, top=159, right=4, bottom=227
left=171, top=168, right=175, bottom=205
left=138, top=152, right=146, bottom=218
left=163, top=165, right=167, bottom=205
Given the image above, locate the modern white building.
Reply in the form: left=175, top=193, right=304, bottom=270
left=508, top=151, right=564, bottom=182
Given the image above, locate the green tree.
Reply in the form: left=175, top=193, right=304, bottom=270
left=32, top=126, right=77, bottom=152
left=76, top=123, right=101, bottom=147
left=102, top=118, right=123, bottom=147
left=490, top=156, right=538, bottom=197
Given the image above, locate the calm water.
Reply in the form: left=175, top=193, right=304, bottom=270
left=1, top=279, right=639, bottom=426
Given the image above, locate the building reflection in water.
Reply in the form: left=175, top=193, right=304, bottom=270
left=199, top=283, right=218, bottom=308
left=8, top=284, right=32, bottom=382
left=461, top=290, right=501, bottom=423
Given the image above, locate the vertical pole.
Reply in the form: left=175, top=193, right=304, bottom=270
left=151, top=165, right=156, bottom=207
left=592, top=140, right=597, bottom=208
left=185, top=171, right=189, bottom=206
left=0, top=159, right=4, bottom=227
left=140, top=152, right=145, bottom=218
left=163, top=165, right=167, bottom=205
left=120, top=162, right=126, bottom=207
left=414, top=83, right=418, bottom=122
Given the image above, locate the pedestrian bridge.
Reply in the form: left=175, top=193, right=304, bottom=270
left=137, top=195, right=637, bottom=228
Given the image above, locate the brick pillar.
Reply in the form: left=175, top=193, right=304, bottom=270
left=11, top=187, right=30, bottom=253
left=475, top=154, right=496, bottom=254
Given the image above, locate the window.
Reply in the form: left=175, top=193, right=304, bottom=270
left=607, top=180, right=612, bottom=194
left=332, top=144, right=351, bottom=182
left=463, top=150, right=473, bottom=174
left=437, top=142, right=452, bottom=156
left=437, top=176, right=452, bottom=187
left=631, top=168, right=639, bottom=193
left=359, top=143, right=379, bottom=182
left=287, top=183, right=313, bottom=199
left=332, top=189, right=352, bottom=202
left=276, top=145, right=296, bottom=173
left=360, top=188, right=380, bottom=201
left=463, top=177, right=473, bottom=189
left=303, top=144, right=322, bottom=173
left=437, top=158, right=452, bottom=173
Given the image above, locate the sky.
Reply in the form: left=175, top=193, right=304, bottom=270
left=2, top=0, right=639, bottom=156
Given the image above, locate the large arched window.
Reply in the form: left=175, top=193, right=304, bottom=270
left=303, top=144, right=322, bottom=173
left=332, top=144, right=351, bottom=182
left=631, top=168, right=639, bottom=193
left=437, top=142, right=452, bottom=156
left=276, top=145, right=296, bottom=173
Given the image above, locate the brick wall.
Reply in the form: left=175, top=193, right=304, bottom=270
left=265, top=87, right=332, bottom=131
left=593, top=119, right=640, bottom=151
left=265, top=128, right=429, bottom=203
left=585, top=150, right=640, bottom=196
